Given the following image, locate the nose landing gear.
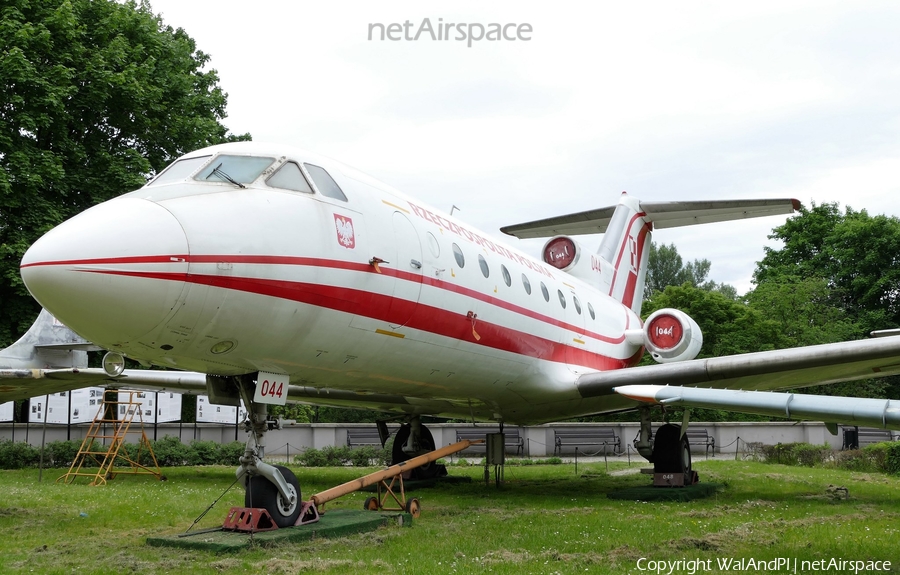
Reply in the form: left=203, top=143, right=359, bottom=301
left=208, top=374, right=302, bottom=528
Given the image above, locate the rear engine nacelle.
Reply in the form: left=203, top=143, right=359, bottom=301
left=636, top=308, right=703, bottom=364
left=542, top=235, right=581, bottom=271
left=541, top=236, right=601, bottom=285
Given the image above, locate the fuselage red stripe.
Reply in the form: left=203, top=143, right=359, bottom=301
left=79, top=268, right=642, bottom=371
left=28, top=254, right=630, bottom=343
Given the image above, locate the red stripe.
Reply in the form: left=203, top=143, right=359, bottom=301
left=21, top=255, right=189, bottom=268
left=608, top=211, right=647, bottom=299
left=82, top=269, right=639, bottom=371
left=620, top=222, right=652, bottom=309
left=35, top=254, right=629, bottom=343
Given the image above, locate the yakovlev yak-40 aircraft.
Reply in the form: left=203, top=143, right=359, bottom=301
left=9, top=141, right=900, bottom=527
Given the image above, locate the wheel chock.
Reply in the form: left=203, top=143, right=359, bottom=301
left=222, top=507, right=279, bottom=532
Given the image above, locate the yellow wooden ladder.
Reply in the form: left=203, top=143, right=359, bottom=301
left=57, top=391, right=164, bottom=485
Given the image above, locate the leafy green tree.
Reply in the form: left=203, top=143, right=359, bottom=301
left=746, top=277, right=861, bottom=347
left=644, top=242, right=737, bottom=301
left=643, top=284, right=782, bottom=359
left=0, top=0, right=249, bottom=345
left=754, top=202, right=900, bottom=334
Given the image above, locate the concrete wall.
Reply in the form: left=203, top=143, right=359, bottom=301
left=4, top=420, right=893, bottom=457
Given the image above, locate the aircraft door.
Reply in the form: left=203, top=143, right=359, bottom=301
left=387, top=212, right=423, bottom=328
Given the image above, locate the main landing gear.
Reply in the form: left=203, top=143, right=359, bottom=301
left=391, top=416, right=448, bottom=480
left=633, top=406, right=697, bottom=487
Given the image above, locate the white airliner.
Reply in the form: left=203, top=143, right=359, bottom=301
left=10, top=141, right=900, bottom=527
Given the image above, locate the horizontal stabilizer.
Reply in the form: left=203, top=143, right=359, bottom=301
left=614, top=384, right=900, bottom=430
left=501, top=198, right=800, bottom=239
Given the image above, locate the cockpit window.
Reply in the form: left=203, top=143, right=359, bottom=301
left=266, top=161, right=313, bottom=193
left=148, top=156, right=211, bottom=186
left=304, top=163, right=348, bottom=201
left=194, top=155, right=275, bottom=184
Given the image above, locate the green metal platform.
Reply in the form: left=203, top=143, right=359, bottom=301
left=146, top=509, right=412, bottom=553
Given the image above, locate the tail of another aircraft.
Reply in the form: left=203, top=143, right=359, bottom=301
left=0, top=309, right=93, bottom=369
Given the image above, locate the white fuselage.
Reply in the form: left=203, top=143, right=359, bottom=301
left=21, top=143, right=645, bottom=424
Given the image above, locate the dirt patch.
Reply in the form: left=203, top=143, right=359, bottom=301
left=479, top=548, right=609, bottom=566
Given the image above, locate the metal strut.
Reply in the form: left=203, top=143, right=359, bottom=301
left=232, top=375, right=295, bottom=512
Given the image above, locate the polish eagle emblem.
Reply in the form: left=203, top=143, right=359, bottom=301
left=333, top=214, right=355, bottom=249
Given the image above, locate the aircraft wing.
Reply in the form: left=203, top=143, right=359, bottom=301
left=0, top=368, right=208, bottom=403
left=614, top=385, right=900, bottom=430
left=576, top=336, right=900, bottom=398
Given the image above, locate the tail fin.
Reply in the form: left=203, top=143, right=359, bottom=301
left=0, top=309, right=94, bottom=369
left=501, top=196, right=799, bottom=314
left=595, top=194, right=652, bottom=314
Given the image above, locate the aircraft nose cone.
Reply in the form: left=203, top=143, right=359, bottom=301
left=21, top=197, right=189, bottom=345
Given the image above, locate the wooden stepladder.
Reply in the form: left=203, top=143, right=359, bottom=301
left=57, top=391, right=164, bottom=485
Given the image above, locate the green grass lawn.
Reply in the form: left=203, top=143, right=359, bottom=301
left=0, top=460, right=897, bottom=574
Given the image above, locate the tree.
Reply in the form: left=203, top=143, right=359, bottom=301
left=754, top=202, right=900, bottom=335
left=745, top=277, right=861, bottom=347
left=0, top=0, right=249, bottom=345
left=644, top=241, right=737, bottom=301
left=642, top=284, right=782, bottom=359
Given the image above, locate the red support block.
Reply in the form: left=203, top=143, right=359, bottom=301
left=222, top=507, right=278, bottom=532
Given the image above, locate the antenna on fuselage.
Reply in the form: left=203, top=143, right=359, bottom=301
left=450, top=205, right=460, bottom=216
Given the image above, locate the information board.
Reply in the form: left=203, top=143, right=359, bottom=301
left=196, top=395, right=247, bottom=424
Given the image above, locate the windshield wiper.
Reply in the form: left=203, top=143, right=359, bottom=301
left=206, top=163, right=246, bottom=188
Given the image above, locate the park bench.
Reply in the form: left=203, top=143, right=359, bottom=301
left=841, top=426, right=894, bottom=450
left=455, top=428, right=524, bottom=455
left=346, top=426, right=393, bottom=448
left=685, top=428, right=715, bottom=457
left=553, top=428, right=620, bottom=455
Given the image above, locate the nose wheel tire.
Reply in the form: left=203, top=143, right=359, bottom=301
left=245, top=465, right=302, bottom=528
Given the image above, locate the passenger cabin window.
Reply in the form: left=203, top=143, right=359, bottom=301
left=522, top=274, right=532, bottom=295
left=540, top=282, right=550, bottom=302
left=501, top=265, right=511, bottom=287
left=267, top=161, right=313, bottom=193
left=588, top=302, right=596, bottom=320
left=557, top=289, right=567, bottom=309
left=452, top=243, right=466, bottom=268
left=573, top=295, right=582, bottom=315
left=195, top=155, right=275, bottom=184
left=148, top=156, right=211, bottom=186
left=478, top=255, right=490, bottom=278
left=304, top=163, right=348, bottom=201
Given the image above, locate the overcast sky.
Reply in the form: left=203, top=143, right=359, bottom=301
left=147, top=0, right=900, bottom=294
